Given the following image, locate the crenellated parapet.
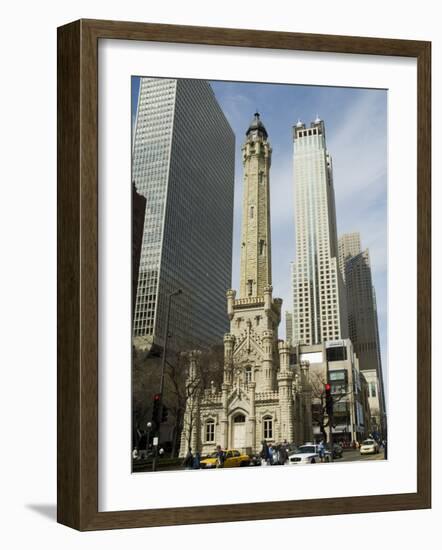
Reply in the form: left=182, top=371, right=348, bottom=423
left=255, top=390, right=279, bottom=402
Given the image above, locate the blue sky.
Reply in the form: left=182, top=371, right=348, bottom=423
left=132, top=77, right=388, bottom=380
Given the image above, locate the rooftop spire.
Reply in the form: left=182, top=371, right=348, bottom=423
left=246, top=111, right=268, bottom=139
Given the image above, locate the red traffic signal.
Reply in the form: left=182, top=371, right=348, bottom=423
left=325, top=383, right=333, bottom=416
left=153, top=393, right=161, bottom=401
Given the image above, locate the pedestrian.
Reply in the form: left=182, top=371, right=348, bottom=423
left=183, top=447, right=193, bottom=470
left=274, top=445, right=281, bottom=465
left=268, top=444, right=274, bottom=465
left=192, top=451, right=201, bottom=469
left=279, top=441, right=289, bottom=465
left=318, top=439, right=325, bottom=462
left=215, top=444, right=225, bottom=468
left=260, top=440, right=269, bottom=466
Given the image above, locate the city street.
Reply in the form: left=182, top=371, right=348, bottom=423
left=336, top=449, right=385, bottom=462
left=133, top=448, right=385, bottom=472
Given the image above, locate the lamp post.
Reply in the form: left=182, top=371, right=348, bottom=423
left=152, top=288, right=182, bottom=471
left=146, top=421, right=152, bottom=457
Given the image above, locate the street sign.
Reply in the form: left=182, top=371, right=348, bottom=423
left=153, top=437, right=159, bottom=446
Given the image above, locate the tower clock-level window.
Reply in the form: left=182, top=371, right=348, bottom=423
left=263, top=415, right=273, bottom=439
left=205, top=419, right=215, bottom=442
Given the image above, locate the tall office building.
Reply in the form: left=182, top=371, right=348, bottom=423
left=132, top=78, right=235, bottom=353
left=338, top=232, right=361, bottom=281
left=338, top=233, right=386, bottom=433
left=291, top=118, right=348, bottom=345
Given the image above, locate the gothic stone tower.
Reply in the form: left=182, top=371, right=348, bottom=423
left=240, top=112, right=272, bottom=298
left=179, top=114, right=312, bottom=457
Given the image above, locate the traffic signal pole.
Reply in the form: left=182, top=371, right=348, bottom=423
left=325, top=359, right=333, bottom=463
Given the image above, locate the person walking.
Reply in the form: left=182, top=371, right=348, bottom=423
left=183, top=447, right=193, bottom=470
left=192, top=451, right=201, bottom=469
left=318, top=439, right=325, bottom=462
left=279, top=440, right=289, bottom=465
left=260, top=440, right=269, bottom=466
left=215, top=444, right=225, bottom=468
left=268, top=444, right=274, bottom=465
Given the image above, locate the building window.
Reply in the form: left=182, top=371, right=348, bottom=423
left=250, top=206, right=254, bottom=219
left=263, top=415, right=273, bottom=439
left=247, top=280, right=253, bottom=296
left=234, top=414, right=246, bottom=423
left=330, top=370, right=347, bottom=383
left=205, top=419, right=215, bottom=442
left=370, top=383, right=377, bottom=398
left=259, top=239, right=265, bottom=255
left=326, top=346, right=347, bottom=362
left=245, top=366, right=252, bottom=384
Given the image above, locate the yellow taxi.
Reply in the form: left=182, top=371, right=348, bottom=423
left=200, top=449, right=251, bottom=469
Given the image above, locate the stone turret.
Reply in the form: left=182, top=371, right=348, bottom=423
left=277, top=340, right=294, bottom=442
left=300, top=360, right=313, bottom=443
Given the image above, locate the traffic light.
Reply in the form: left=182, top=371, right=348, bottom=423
left=161, top=404, right=169, bottom=423
left=152, top=393, right=161, bottom=426
left=325, top=383, right=333, bottom=417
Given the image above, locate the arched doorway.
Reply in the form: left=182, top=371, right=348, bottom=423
left=232, top=413, right=246, bottom=449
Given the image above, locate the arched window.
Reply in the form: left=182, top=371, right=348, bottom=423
left=245, top=366, right=252, bottom=385
left=263, top=415, right=273, bottom=439
left=234, top=414, right=246, bottom=423
left=205, top=419, right=215, bottom=442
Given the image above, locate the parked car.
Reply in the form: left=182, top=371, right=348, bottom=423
left=200, top=449, right=251, bottom=468
left=360, top=439, right=380, bottom=455
left=288, top=443, right=324, bottom=464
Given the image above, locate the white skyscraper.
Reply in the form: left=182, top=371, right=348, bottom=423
left=132, top=78, right=235, bottom=353
left=291, top=118, right=348, bottom=345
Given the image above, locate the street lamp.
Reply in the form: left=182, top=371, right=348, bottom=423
left=152, top=288, right=182, bottom=471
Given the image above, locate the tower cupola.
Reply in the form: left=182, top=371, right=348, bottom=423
left=246, top=112, right=268, bottom=140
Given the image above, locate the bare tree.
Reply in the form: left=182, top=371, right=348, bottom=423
left=166, top=345, right=224, bottom=456
left=132, top=343, right=225, bottom=457
left=310, top=371, right=350, bottom=442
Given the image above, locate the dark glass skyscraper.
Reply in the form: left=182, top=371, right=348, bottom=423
left=132, top=78, right=235, bottom=352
